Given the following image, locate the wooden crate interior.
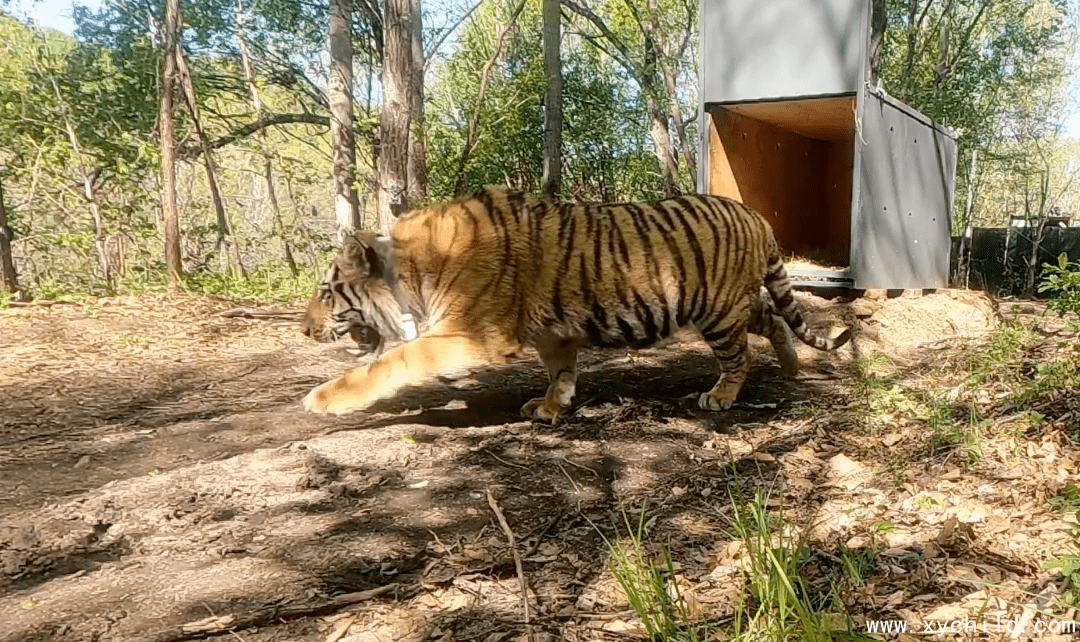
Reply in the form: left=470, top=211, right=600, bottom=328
left=706, top=96, right=855, bottom=267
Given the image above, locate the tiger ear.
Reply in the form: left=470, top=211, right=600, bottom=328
left=340, top=232, right=386, bottom=278
left=340, top=234, right=369, bottom=273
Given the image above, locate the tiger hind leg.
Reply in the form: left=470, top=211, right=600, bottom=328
left=768, top=322, right=799, bottom=378
left=699, top=325, right=752, bottom=411
left=304, top=328, right=514, bottom=415
left=748, top=288, right=799, bottom=378
left=750, top=310, right=799, bottom=378
left=521, top=333, right=582, bottom=422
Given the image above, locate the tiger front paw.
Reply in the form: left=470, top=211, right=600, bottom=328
left=697, top=391, right=734, bottom=412
left=520, top=396, right=564, bottom=423
left=303, top=377, right=365, bottom=415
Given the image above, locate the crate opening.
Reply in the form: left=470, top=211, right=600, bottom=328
left=706, top=95, right=856, bottom=268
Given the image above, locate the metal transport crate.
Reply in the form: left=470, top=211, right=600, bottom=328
left=698, top=0, right=958, bottom=290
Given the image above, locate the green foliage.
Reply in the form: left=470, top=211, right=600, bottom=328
left=725, top=490, right=874, bottom=642
left=182, top=262, right=320, bottom=304
left=1039, top=253, right=1080, bottom=317
left=929, top=413, right=985, bottom=466
left=1049, top=482, right=1080, bottom=512
left=1042, top=510, right=1080, bottom=607
left=837, top=545, right=878, bottom=590
left=855, top=350, right=990, bottom=465
left=598, top=496, right=879, bottom=642
left=880, top=0, right=1078, bottom=229
left=1008, top=347, right=1080, bottom=418
left=602, top=507, right=707, bottom=642
left=2, top=0, right=1077, bottom=303
left=0, top=8, right=340, bottom=300
left=965, top=322, right=1035, bottom=384
left=425, top=0, right=673, bottom=201
left=859, top=321, right=1079, bottom=471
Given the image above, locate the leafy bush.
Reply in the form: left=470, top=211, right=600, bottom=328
left=1039, top=253, right=1080, bottom=317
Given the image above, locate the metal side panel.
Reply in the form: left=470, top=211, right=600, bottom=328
left=700, top=0, right=868, bottom=104
left=851, top=90, right=958, bottom=289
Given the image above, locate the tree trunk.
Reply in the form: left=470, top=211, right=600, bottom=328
left=378, top=0, right=413, bottom=234
left=639, top=0, right=678, bottom=196
left=46, top=69, right=113, bottom=286
left=559, top=0, right=680, bottom=195
left=175, top=44, right=246, bottom=278
left=0, top=174, right=21, bottom=297
left=958, top=148, right=977, bottom=288
left=236, top=1, right=295, bottom=275
left=1024, top=173, right=1051, bottom=297
left=902, top=0, right=935, bottom=100
left=646, top=0, right=693, bottom=190
left=62, top=124, right=108, bottom=282
left=661, top=64, right=694, bottom=184
left=329, top=0, right=361, bottom=240
left=869, top=0, right=887, bottom=87
left=648, top=101, right=679, bottom=196
left=541, top=0, right=562, bottom=199
left=933, top=2, right=951, bottom=96
left=407, top=0, right=428, bottom=207
left=79, top=171, right=113, bottom=287
left=161, top=0, right=183, bottom=288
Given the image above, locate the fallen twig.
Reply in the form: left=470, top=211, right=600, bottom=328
left=217, top=307, right=304, bottom=321
left=3, top=299, right=77, bottom=308
left=323, top=615, right=356, bottom=642
left=486, top=487, right=532, bottom=629
left=139, top=583, right=401, bottom=642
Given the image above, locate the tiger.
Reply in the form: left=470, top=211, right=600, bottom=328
left=301, top=186, right=852, bottom=419
left=303, top=277, right=800, bottom=374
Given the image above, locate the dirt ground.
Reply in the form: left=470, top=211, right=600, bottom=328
left=1, top=289, right=1077, bottom=642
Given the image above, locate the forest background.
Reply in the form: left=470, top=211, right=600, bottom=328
left=0, top=0, right=1077, bottom=301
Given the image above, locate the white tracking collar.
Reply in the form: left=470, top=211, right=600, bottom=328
left=400, top=313, right=419, bottom=341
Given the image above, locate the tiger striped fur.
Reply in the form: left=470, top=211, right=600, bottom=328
left=748, top=287, right=801, bottom=378
left=302, top=187, right=852, bottom=418
left=304, top=278, right=801, bottom=372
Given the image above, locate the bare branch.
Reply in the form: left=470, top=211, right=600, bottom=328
left=559, top=0, right=640, bottom=77
left=424, top=0, right=485, bottom=70
left=454, top=0, right=529, bottom=194
left=177, top=113, right=330, bottom=159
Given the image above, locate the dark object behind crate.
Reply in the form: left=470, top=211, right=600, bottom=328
left=951, top=227, right=1080, bottom=297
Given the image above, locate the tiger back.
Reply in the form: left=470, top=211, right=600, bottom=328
left=302, top=187, right=851, bottom=418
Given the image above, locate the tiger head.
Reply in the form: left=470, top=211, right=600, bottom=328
left=301, top=232, right=408, bottom=354
left=300, top=284, right=384, bottom=351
